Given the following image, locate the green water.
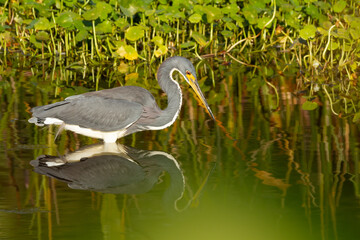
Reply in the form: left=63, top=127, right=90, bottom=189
left=0, top=59, right=359, bottom=240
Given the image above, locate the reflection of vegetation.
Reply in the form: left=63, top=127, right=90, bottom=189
left=0, top=60, right=359, bottom=239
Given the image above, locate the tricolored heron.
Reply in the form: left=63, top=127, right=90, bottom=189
left=28, top=56, right=215, bottom=142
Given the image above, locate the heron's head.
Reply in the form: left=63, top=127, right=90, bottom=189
left=165, top=56, right=215, bottom=120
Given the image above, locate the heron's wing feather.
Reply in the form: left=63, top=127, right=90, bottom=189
left=33, top=96, right=144, bottom=131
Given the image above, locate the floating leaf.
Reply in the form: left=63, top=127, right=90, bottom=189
left=221, top=30, right=233, bottom=38
left=75, top=29, right=89, bottom=42
left=164, top=6, right=185, bottom=19
left=35, top=5, right=52, bottom=18
left=191, top=32, right=207, bottom=47
left=332, top=0, right=347, bottom=13
left=328, top=41, right=339, bottom=50
left=353, top=112, right=360, bottom=122
left=95, top=20, right=113, bottom=34
left=315, top=1, right=331, bottom=11
left=222, top=3, right=239, bottom=15
left=302, top=101, right=318, bottom=110
left=151, top=36, right=163, bottom=47
left=305, top=4, right=320, bottom=19
left=243, top=9, right=257, bottom=25
left=203, top=6, right=223, bottom=23
left=180, top=41, right=196, bottom=49
left=117, top=62, right=129, bottom=74
left=115, top=45, right=139, bottom=60
left=125, top=72, right=139, bottom=81
left=350, top=29, right=360, bottom=40
left=96, top=2, right=113, bottom=15
left=113, top=40, right=126, bottom=49
left=154, top=45, right=168, bottom=57
left=114, top=18, right=128, bottom=29
left=332, top=28, right=349, bottom=39
left=30, top=35, right=42, bottom=48
left=63, top=0, right=77, bottom=7
left=246, top=77, right=265, bottom=91
left=257, top=17, right=271, bottom=29
left=225, top=22, right=236, bottom=30
left=56, top=11, right=81, bottom=29
left=34, top=17, right=54, bottom=30
left=119, top=0, right=140, bottom=17
left=299, top=25, right=317, bottom=40
left=83, top=8, right=100, bottom=21
left=189, top=13, right=202, bottom=23
left=125, top=26, right=144, bottom=41
left=124, top=45, right=138, bottom=60
left=35, top=31, right=49, bottom=41
left=284, top=13, right=300, bottom=28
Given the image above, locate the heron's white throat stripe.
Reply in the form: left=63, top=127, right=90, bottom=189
left=145, top=68, right=182, bottom=130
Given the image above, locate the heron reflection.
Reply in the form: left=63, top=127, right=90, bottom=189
left=30, top=143, right=184, bottom=210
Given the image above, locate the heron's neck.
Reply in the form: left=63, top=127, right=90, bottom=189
left=156, top=67, right=182, bottom=128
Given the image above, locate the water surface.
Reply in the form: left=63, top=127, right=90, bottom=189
left=0, top=58, right=359, bottom=240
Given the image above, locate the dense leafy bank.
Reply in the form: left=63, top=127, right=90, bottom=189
left=0, top=0, right=360, bottom=118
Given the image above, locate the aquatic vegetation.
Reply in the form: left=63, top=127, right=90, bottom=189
left=0, top=0, right=360, bottom=118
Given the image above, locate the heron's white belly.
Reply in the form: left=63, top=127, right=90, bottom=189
left=44, top=117, right=126, bottom=143
left=65, top=124, right=126, bottom=143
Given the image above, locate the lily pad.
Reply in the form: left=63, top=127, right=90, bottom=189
left=96, top=2, right=113, bottom=15
left=124, top=45, right=138, bottom=60
left=221, top=30, right=233, bottom=38
left=222, top=3, right=239, bottom=15
left=114, top=18, right=129, bottom=29
left=350, top=29, right=360, bottom=40
left=30, top=35, right=43, bottom=48
left=302, top=101, right=318, bottom=110
left=203, top=5, right=223, bottom=23
left=226, top=22, right=237, bottom=30
left=83, top=8, right=100, bottom=21
left=34, top=17, right=54, bottom=30
left=257, top=17, right=271, bottom=29
left=353, top=112, right=360, bottom=122
left=180, top=41, right=196, bottom=49
left=35, top=31, right=49, bottom=41
left=95, top=20, right=113, bottom=34
left=151, top=36, right=163, bottom=47
left=191, top=32, right=207, bottom=47
left=189, top=13, right=202, bottom=24
left=116, top=45, right=139, bottom=60
left=332, top=0, right=347, bottom=13
left=154, top=45, right=168, bottom=57
left=125, top=72, right=139, bottom=82
left=56, top=11, right=81, bottom=29
left=125, top=26, right=144, bottom=41
left=299, top=25, right=317, bottom=40
left=75, top=29, right=89, bottom=42
left=328, top=41, right=339, bottom=50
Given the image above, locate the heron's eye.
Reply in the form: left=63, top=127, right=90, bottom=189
left=186, top=70, right=191, bottom=75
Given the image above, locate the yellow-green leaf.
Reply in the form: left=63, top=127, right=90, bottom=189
left=124, top=45, right=138, bottom=60
left=125, top=72, right=139, bottom=81
left=151, top=36, right=163, bottom=47
left=191, top=32, right=207, bottom=47
left=154, top=45, right=168, bottom=57
left=299, top=24, right=317, bottom=40
left=125, top=26, right=144, bottom=41
left=302, top=101, right=318, bottom=110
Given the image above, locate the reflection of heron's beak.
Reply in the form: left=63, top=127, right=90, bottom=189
left=187, top=74, right=215, bottom=120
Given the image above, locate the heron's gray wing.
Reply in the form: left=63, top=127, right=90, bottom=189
left=33, top=95, right=144, bottom=131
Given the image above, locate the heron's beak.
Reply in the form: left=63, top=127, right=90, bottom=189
left=186, top=73, right=215, bottom=120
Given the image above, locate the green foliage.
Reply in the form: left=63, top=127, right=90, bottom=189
left=299, top=25, right=317, bottom=40
left=0, top=0, right=359, bottom=116
left=302, top=101, right=318, bottom=110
